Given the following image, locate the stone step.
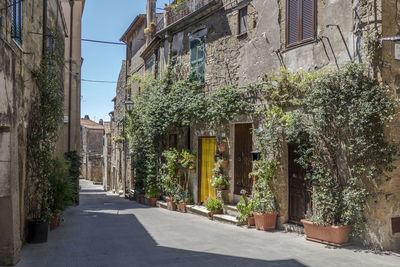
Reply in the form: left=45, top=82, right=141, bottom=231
left=156, top=200, right=168, bottom=209
left=283, top=223, right=305, bottom=235
left=186, top=205, right=239, bottom=226
left=223, top=204, right=239, bottom=218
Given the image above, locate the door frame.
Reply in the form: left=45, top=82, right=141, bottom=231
left=197, top=136, right=216, bottom=204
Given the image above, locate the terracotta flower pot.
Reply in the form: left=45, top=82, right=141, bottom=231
left=50, top=213, right=61, bottom=230
left=218, top=143, right=226, bottom=152
left=301, top=219, right=351, bottom=246
left=253, top=212, right=278, bottom=231
left=208, top=209, right=223, bottom=220
left=177, top=203, right=192, bottom=213
left=166, top=197, right=177, bottom=211
left=221, top=160, right=229, bottom=169
left=190, top=168, right=196, bottom=174
left=247, top=216, right=255, bottom=227
left=218, top=185, right=227, bottom=190
left=164, top=6, right=172, bottom=11
left=149, top=197, right=159, bottom=207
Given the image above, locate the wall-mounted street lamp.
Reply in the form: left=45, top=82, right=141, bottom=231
left=124, top=99, right=134, bottom=113
left=251, top=150, right=261, bottom=162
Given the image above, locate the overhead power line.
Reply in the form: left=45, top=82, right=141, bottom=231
left=81, top=38, right=126, bottom=45
left=81, top=79, right=118, bottom=84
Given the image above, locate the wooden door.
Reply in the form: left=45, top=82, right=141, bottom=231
left=234, top=123, right=253, bottom=195
left=199, top=138, right=216, bottom=203
left=288, top=144, right=309, bottom=223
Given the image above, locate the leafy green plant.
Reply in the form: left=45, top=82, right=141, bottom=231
left=204, top=196, right=223, bottom=212
left=26, top=27, right=65, bottom=221
left=49, top=159, right=75, bottom=214
left=211, top=174, right=229, bottom=189
left=180, top=149, right=196, bottom=170
left=236, top=195, right=255, bottom=222
left=145, top=185, right=162, bottom=198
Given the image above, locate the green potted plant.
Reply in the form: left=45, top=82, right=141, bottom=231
left=204, top=196, right=223, bottom=219
left=145, top=185, right=162, bottom=207
left=250, top=160, right=279, bottom=231
left=218, top=138, right=228, bottom=152
left=149, top=22, right=157, bottom=33
left=236, top=192, right=255, bottom=227
left=180, top=149, right=197, bottom=174
left=164, top=3, right=172, bottom=11
left=175, top=188, right=193, bottom=213
left=211, top=174, right=229, bottom=190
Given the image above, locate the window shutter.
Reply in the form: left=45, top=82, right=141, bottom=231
left=287, top=0, right=299, bottom=45
left=302, top=0, right=314, bottom=40
left=190, top=37, right=205, bottom=82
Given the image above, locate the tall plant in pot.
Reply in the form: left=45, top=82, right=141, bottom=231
left=236, top=191, right=255, bottom=227
left=161, top=148, right=181, bottom=211
left=249, top=160, right=279, bottom=231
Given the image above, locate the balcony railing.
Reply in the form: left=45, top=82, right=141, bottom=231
left=166, top=0, right=220, bottom=26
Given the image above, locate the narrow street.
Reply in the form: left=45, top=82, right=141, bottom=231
left=15, top=180, right=399, bottom=267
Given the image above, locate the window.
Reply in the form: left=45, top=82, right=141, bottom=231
left=48, top=35, right=54, bottom=55
left=11, top=0, right=22, bottom=45
left=286, top=0, right=316, bottom=47
left=190, top=36, right=205, bottom=83
left=238, top=6, right=248, bottom=35
left=146, top=56, right=154, bottom=73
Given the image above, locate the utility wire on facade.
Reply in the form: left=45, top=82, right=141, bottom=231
left=81, top=38, right=125, bottom=45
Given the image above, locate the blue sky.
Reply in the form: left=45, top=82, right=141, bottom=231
left=81, top=0, right=170, bottom=122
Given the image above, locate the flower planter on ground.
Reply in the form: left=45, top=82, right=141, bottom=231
left=148, top=197, right=159, bottom=207
left=301, top=219, right=352, bottom=246
left=177, top=203, right=192, bottom=213
left=253, top=212, right=278, bottom=231
left=27, top=219, right=49, bottom=243
left=166, top=197, right=177, bottom=211
left=50, top=213, right=61, bottom=230
left=208, top=209, right=222, bottom=220
left=247, top=216, right=255, bottom=227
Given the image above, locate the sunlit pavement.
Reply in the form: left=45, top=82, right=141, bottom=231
left=15, top=180, right=400, bottom=267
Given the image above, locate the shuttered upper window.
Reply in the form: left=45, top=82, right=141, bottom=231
left=286, top=0, right=316, bottom=47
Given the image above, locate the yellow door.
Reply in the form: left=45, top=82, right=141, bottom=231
left=200, top=138, right=216, bottom=202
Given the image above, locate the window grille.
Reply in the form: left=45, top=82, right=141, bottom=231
left=11, top=0, right=22, bottom=45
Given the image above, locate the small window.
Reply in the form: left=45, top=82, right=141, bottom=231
left=190, top=36, right=205, bottom=83
left=146, top=56, right=154, bottom=73
left=11, top=0, right=22, bottom=45
left=286, top=0, right=316, bottom=47
left=238, top=6, right=248, bottom=35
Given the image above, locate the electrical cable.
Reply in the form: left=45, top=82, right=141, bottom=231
left=81, top=38, right=125, bottom=45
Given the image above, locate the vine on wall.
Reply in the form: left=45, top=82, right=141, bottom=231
left=26, top=28, right=65, bottom=220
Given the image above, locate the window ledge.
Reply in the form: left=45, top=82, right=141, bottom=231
left=283, top=39, right=318, bottom=53
left=237, top=32, right=248, bottom=39
left=12, top=38, right=23, bottom=52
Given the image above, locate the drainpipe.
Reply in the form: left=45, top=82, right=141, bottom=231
left=42, top=0, right=47, bottom=56
left=68, top=0, right=74, bottom=152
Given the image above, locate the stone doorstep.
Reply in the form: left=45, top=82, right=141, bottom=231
left=223, top=205, right=240, bottom=218
left=282, top=223, right=305, bottom=235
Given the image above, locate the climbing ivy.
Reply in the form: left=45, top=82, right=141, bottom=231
left=26, top=28, right=65, bottom=221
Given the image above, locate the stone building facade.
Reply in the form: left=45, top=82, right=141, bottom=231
left=80, top=116, right=104, bottom=184
left=122, top=0, right=400, bottom=251
left=0, top=0, right=87, bottom=264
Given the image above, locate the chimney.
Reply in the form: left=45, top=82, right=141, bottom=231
left=84, top=115, right=90, bottom=120
left=99, top=119, right=104, bottom=125
left=146, top=0, right=157, bottom=44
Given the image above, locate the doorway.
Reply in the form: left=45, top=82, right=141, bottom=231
left=234, top=123, right=253, bottom=195
left=288, top=143, right=310, bottom=224
left=199, top=137, right=216, bottom=203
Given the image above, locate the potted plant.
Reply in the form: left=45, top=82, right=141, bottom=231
left=149, top=22, right=157, bottom=33
left=211, top=174, right=229, bottom=190
left=180, top=149, right=197, bottom=174
left=175, top=189, right=193, bottom=213
left=218, top=138, right=228, bottom=152
left=164, top=3, right=172, bottom=11
left=236, top=191, right=255, bottom=227
left=145, top=185, right=162, bottom=207
left=204, top=196, right=223, bottom=219
left=249, top=160, right=279, bottom=231
left=144, top=28, right=151, bottom=36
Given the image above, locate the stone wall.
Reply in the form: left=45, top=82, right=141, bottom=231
left=0, top=0, right=66, bottom=264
